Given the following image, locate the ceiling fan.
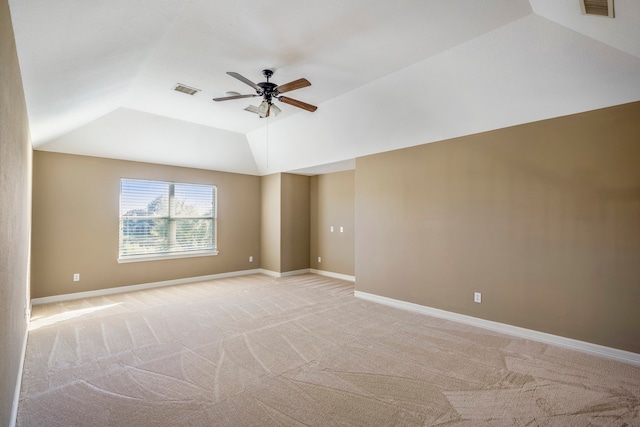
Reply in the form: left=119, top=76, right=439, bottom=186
left=213, top=69, right=317, bottom=118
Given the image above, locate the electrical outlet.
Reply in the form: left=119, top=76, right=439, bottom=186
left=249, top=256, right=253, bottom=262
left=330, top=226, right=334, bottom=232
left=474, top=292, right=481, bottom=303
left=73, top=273, right=80, bottom=282
left=318, top=256, right=321, bottom=263
left=340, top=226, right=344, bottom=233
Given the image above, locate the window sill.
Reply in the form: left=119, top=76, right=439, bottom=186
left=118, top=250, right=219, bottom=263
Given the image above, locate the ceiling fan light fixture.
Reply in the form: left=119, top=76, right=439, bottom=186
left=246, top=102, right=280, bottom=118
left=244, top=105, right=260, bottom=115
left=257, top=101, right=269, bottom=118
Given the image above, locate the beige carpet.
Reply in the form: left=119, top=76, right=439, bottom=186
left=18, top=274, right=640, bottom=426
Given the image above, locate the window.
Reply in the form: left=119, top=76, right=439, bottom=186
left=119, top=179, right=217, bottom=262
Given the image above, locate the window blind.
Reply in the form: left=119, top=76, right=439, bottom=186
left=119, top=179, right=216, bottom=259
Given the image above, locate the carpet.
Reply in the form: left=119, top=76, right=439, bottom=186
left=18, top=274, right=640, bottom=425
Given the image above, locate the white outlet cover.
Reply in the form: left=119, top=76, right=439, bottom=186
left=474, top=292, right=482, bottom=303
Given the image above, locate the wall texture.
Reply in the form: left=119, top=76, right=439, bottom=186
left=281, top=173, right=310, bottom=272
left=260, top=173, right=281, bottom=272
left=356, top=101, right=640, bottom=353
left=0, top=0, right=32, bottom=423
left=310, top=171, right=355, bottom=276
left=31, top=152, right=260, bottom=298
left=260, top=173, right=310, bottom=274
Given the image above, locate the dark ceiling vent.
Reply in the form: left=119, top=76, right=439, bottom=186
left=173, top=83, right=200, bottom=96
left=580, top=0, right=614, bottom=18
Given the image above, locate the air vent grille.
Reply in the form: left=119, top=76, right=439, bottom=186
left=173, top=83, right=200, bottom=96
left=580, top=0, right=614, bottom=18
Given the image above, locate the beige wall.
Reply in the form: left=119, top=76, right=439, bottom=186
left=281, top=173, right=310, bottom=272
left=260, top=173, right=310, bottom=273
left=0, top=1, right=32, bottom=423
left=31, top=152, right=260, bottom=298
left=260, top=173, right=281, bottom=272
left=310, top=171, right=355, bottom=276
left=356, top=101, right=640, bottom=353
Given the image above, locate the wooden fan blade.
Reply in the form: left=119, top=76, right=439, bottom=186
left=279, top=96, right=317, bottom=112
left=275, top=78, right=311, bottom=94
left=212, top=94, right=257, bottom=102
left=226, top=72, right=261, bottom=92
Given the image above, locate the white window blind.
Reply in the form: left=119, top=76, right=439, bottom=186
left=119, top=179, right=217, bottom=260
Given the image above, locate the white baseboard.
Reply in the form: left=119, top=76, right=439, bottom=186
left=310, top=269, right=355, bottom=282
left=259, top=268, right=310, bottom=278
left=281, top=269, right=311, bottom=277
left=10, top=315, right=29, bottom=427
left=354, top=290, right=640, bottom=366
left=31, top=269, right=263, bottom=305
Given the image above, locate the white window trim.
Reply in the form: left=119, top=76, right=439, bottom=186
left=118, top=249, right=219, bottom=263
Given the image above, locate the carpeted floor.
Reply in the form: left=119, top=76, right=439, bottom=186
left=18, top=274, right=640, bottom=426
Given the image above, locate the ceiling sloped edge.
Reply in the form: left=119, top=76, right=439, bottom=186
left=37, top=108, right=260, bottom=175
left=8, top=0, right=190, bottom=147
left=247, top=13, right=640, bottom=176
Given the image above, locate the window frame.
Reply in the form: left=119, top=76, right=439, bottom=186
left=118, top=178, right=218, bottom=263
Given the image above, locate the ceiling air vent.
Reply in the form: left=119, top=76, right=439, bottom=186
left=580, top=0, right=614, bottom=18
left=173, top=83, right=200, bottom=96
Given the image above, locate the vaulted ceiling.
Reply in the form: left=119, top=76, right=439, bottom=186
left=9, top=0, right=640, bottom=176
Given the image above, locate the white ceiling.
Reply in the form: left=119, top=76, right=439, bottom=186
left=9, top=0, right=640, bottom=176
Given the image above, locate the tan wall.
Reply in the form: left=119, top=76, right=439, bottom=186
left=260, top=173, right=281, bottom=272
left=356, top=101, right=640, bottom=353
left=281, top=173, right=310, bottom=272
left=310, top=171, right=355, bottom=276
left=0, top=1, right=32, bottom=423
left=31, top=152, right=260, bottom=298
left=260, top=173, right=310, bottom=273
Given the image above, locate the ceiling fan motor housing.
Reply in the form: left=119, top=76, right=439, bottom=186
left=258, top=70, right=278, bottom=103
left=257, top=81, right=278, bottom=103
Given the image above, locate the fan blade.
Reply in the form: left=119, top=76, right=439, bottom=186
left=227, top=72, right=262, bottom=92
left=213, top=94, right=257, bottom=102
left=279, top=96, right=318, bottom=112
left=275, top=78, right=311, bottom=94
